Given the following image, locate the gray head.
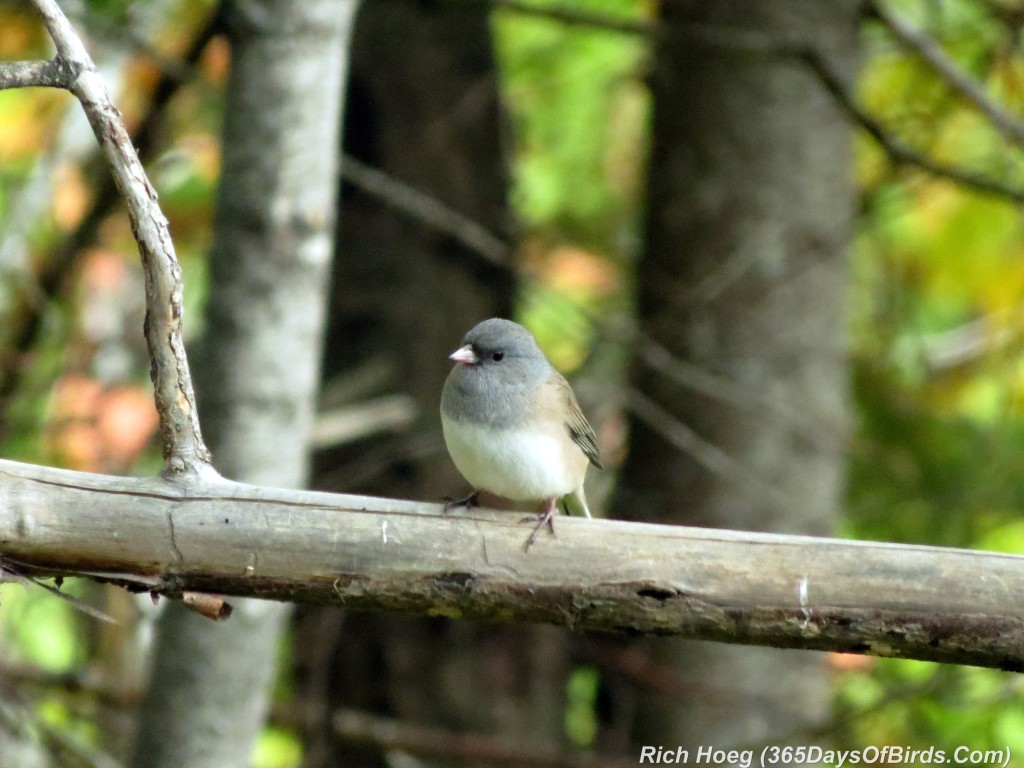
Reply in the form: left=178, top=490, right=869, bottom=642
left=443, top=318, right=552, bottom=426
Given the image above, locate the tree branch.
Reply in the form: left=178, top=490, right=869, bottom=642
left=461, top=0, right=1024, bottom=204
left=0, top=58, right=79, bottom=90
left=0, top=661, right=634, bottom=768
left=340, top=155, right=513, bottom=268
left=330, top=709, right=636, bottom=768
left=23, top=0, right=214, bottom=477
left=0, top=458, right=1021, bottom=672
left=867, top=0, right=1024, bottom=150
left=624, top=388, right=791, bottom=509
left=0, top=3, right=224, bottom=440
left=797, top=48, right=1024, bottom=202
left=2, top=0, right=1023, bottom=682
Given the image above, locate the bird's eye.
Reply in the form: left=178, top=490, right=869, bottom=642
left=491, top=351, right=504, bottom=362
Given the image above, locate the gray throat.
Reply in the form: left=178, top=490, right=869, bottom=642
left=443, top=367, right=533, bottom=430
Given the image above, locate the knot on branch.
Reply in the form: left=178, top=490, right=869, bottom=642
left=52, top=54, right=84, bottom=84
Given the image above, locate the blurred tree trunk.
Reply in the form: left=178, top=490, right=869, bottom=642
left=294, top=3, right=570, bottom=766
left=129, top=2, right=357, bottom=767
left=605, top=0, right=857, bottom=753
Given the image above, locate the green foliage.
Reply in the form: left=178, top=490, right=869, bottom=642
left=2, top=0, right=1024, bottom=760
left=492, top=0, right=648, bottom=249
left=520, top=279, right=597, bottom=371
left=253, top=727, right=303, bottom=768
left=845, top=0, right=1024, bottom=751
left=565, top=665, right=600, bottom=748
left=82, top=0, right=134, bottom=25
left=835, top=661, right=1024, bottom=756
left=0, top=582, right=83, bottom=672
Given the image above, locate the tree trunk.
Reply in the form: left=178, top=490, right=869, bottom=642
left=129, top=2, right=358, bottom=766
left=294, top=3, right=568, bottom=766
left=608, top=0, right=858, bottom=752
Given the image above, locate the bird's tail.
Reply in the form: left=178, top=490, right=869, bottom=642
left=561, top=486, right=592, bottom=519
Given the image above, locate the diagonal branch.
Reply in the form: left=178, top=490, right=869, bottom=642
left=798, top=47, right=1024, bottom=203
left=465, top=0, right=1024, bottom=204
left=867, top=0, right=1024, bottom=150
left=0, top=457, right=1022, bottom=672
left=624, top=388, right=793, bottom=510
left=341, top=155, right=512, bottom=267
left=22, top=0, right=214, bottom=477
left=690, top=20, right=1024, bottom=203
left=0, top=3, right=224, bottom=439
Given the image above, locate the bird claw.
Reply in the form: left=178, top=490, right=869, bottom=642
left=522, top=502, right=558, bottom=552
left=443, top=491, right=480, bottom=514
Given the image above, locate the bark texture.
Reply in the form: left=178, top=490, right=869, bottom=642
left=129, top=2, right=358, bottom=766
left=610, top=0, right=859, bottom=753
left=2, top=458, right=1023, bottom=672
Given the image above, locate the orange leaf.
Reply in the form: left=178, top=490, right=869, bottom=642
left=98, top=386, right=159, bottom=463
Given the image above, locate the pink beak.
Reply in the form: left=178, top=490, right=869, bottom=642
left=449, top=344, right=478, bottom=365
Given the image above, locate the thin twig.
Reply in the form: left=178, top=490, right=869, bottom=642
left=798, top=47, right=1024, bottom=203
left=464, top=0, right=1024, bottom=204
left=311, top=395, right=417, bottom=450
left=638, top=338, right=825, bottom=442
left=336, top=156, right=845, bottom=449
left=624, top=388, right=793, bottom=510
left=0, top=662, right=633, bottom=768
left=341, top=155, right=512, bottom=267
left=868, top=0, right=1024, bottom=149
left=0, top=560, right=116, bottom=623
left=0, top=695, right=123, bottom=768
left=24, top=0, right=214, bottom=477
left=333, top=708, right=648, bottom=768
left=0, top=660, right=141, bottom=710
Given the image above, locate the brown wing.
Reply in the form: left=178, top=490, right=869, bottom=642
left=554, top=374, right=603, bottom=470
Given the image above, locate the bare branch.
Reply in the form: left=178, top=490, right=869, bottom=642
left=463, top=0, right=1024, bottom=204
left=26, top=0, right=214, bottom=477
left=0, top=561, right=116, bottom=623
left=331, top=709, right=637, bottom=768
left=0, top=660, right=140, bottom=709
left=637, top=337, right=836, bottom=450
left=333, top=159, right=845, bottom=452
left=682, top=20, right=1024, bottom=203
left=798, top=48, right=1024, bottom=204
left=311, top=395, right=417, bottom=450
left=0, top=58, right=77, bottom=90
left=0, top=662, right=634, bottom=768
left=624, top=388, right=792, bottom=509
left=868, top=0, right=1024, bottom=149
left=1, top=458, right=1022, bottom=671
left=0, top=3, right=223, bottom=439
left=341, top=155, right=513, bottom=267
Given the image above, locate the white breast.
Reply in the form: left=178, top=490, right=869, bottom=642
left=441, top=416, right=578, bottom=502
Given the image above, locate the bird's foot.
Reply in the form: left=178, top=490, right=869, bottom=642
left=522, top=499, right=558, bottom=552
left=443, top=490, right=481, bottom=514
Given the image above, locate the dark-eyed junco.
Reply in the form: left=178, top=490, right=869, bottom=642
left=441, top=318, right=602, bottom=550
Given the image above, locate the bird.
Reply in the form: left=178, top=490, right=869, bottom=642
left=440, top=318, right=602, bottom=550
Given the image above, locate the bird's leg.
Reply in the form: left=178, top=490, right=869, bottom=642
left=523, top=497, right=558, bottom=552
left=443, top=490, right=481, bottom=513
